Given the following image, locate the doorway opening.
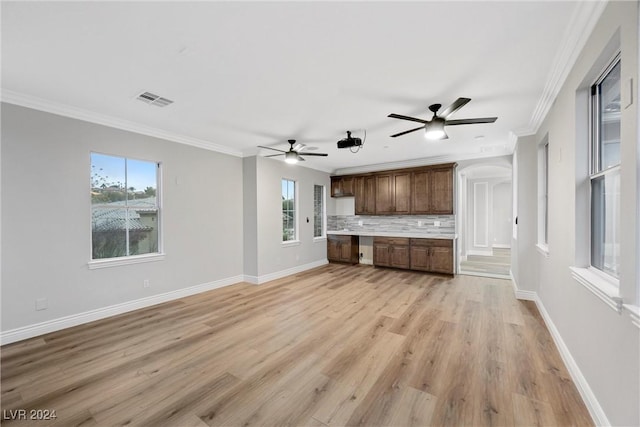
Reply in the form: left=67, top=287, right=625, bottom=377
left=457, top=164, right=512, bottom=279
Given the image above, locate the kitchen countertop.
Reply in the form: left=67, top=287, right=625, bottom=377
left=327, top=230, right=456, bottom=240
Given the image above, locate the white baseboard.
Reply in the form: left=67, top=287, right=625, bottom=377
left=533, top=295, right=609, bottom=427
left=360, top=258, right=373, bottom=265
left=243, top=259, right=328, bottom=285
left=492, top=244, right=511, bottom=249
left=509, top=271, right=608, bottom=426
left=0, top=275, right=244, bottom=346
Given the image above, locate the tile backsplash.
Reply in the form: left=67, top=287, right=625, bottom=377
left=328, top=215, right=455, bottom=235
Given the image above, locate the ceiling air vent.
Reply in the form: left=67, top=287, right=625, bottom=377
left=136, top=91, right=174, bottom=107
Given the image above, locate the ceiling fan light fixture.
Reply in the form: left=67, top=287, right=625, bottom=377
left=425, top=118, right=446, bottom=140
left=284, top=151, right=298, bottom=164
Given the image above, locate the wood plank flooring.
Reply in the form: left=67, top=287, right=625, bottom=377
left=0, top=264, right=593, bottom=426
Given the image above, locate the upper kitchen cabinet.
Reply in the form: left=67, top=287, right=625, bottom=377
left=374, top=172, right=410, bottom=215
left=332, top=163, right=455, bottom=215
left=331, top=175, right=355, bottom=197
left=410, top=164, right=454, bottom=214
left=354, top=175, right=376, bottom=215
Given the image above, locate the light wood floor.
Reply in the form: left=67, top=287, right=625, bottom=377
left=1, top=264, right=592, bottom=427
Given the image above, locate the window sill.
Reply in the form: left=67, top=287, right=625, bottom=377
left=88, top=253, right=165, bottom=270
left=313, top=236, right=327, bottom=243
left=281, top=240, right=300, bottom=247
left=623, top=304, right=640, bottom=328
left=570, top=266, right=622, bottom=312
left=535, top=243, right=549, bottom=258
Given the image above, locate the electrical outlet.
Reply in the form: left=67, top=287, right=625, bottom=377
left=418, top=221, right=423, bottom=227
left=36, top=298, right=48, bottom=311
left=358, top=220, right=363, bottom=226
left=434, top=221, right=441, bottom=227
left=143, top=279, right=150, bottom=288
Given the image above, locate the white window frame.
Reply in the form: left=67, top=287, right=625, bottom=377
left=313, top=184, right=326, bottom=241
left=570, top=52, right=622, bottom=312
left=88, top=152, right=164, bottom=269
left=536, top=136, right=549, bottom=256
left=282, top=178, right=299, bottom=246
left=589, top=54, right=621, bottom=283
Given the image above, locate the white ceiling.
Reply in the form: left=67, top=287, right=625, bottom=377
left=2, top=1, right=594, bottom=173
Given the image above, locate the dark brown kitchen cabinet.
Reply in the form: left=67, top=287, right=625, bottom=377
left=373, top=237, right=410, bottom=269
left=327, top=235, right=359, bottom=264
left=375, top=172, right=410, bottom=215
left=410, top=166, right=454, bottom=214
left=409, top=238, right=454, bottom=274
left=375, top=174, right=393, bottom=214
left=374, top=237, right=453, bottom=274
left=393, top=172, right=411, bottom=214
left=331, top=163, right=455, bottom=215
left=429, top=167, right=454, bottom=214
left=354, top=176, right=376, bottom=215
left=331, top=176, right=355, bottom=197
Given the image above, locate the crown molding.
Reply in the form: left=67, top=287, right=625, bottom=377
left=333, top=149, right=514, bottom=176
left=525, top=1, right=608, bottom=135
left=1, top=89, right=244, bottom=157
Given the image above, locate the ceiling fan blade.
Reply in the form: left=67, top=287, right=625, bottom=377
left=298, top=156, right=306, bottom=161
left=444, top=117, right=498, bottom=126
left=388, top=113, right=429, bottom=124
left=300, top=152, right=328, bottom=157
left=258, top=145, right=287, bottom=153
left=390, top=126, right=424, bottom=138
left=439, top=97, right=471, bottom=118
left=293, top=143, right=305, bottom=151
left=264, top=153, right=284, bottom=157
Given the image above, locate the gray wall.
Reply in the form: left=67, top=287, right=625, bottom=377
left=1, top=103, right=244, bottom=331
left=515, top=2, right=639, bottom=425
left=244, top=156, right=332, bottom=279
left=243, top=156, right=258, bottom=277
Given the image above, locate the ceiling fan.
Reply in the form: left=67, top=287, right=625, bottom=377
left=259, top=139, right=328, bottom=164
left=388, top=97, right=497, bottom=140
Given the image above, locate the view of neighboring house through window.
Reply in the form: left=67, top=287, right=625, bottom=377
left=282, top=178, right=296, bottom=242
left=590, top=55, right=621, bottom=279
left=91, top=153, right=160, bottom=259
left=314, top=184, right=325, bottom=238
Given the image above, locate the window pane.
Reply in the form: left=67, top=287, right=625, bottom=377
left=597, top=60, right=621, bottom=171
left=314, top=185, right=323, bottom=238
left=591, top=170, right=620, bottom=278
left=92, top=207, right=127, bottom=259
left=91, top=153, right=161, bottom=260
left=282, top=179, right=295, bottom=241
left=544, top=143, right=549, bottom=244
left=130, top=209, right=158, bottom=255
left=91, top=153, right=126, bottom=204
left=127, top=158, right=157, bottom=204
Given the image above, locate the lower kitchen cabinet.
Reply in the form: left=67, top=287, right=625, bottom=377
left=374, top=236, right=453, bottom=274
left=410, top=238, right=453, bottom=274
left=373, top=237, right=410, bottom=269
left=327, top=235, right=360, bottom=264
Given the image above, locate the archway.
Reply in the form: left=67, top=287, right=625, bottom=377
left=457, top=163, right=512, bottom=278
